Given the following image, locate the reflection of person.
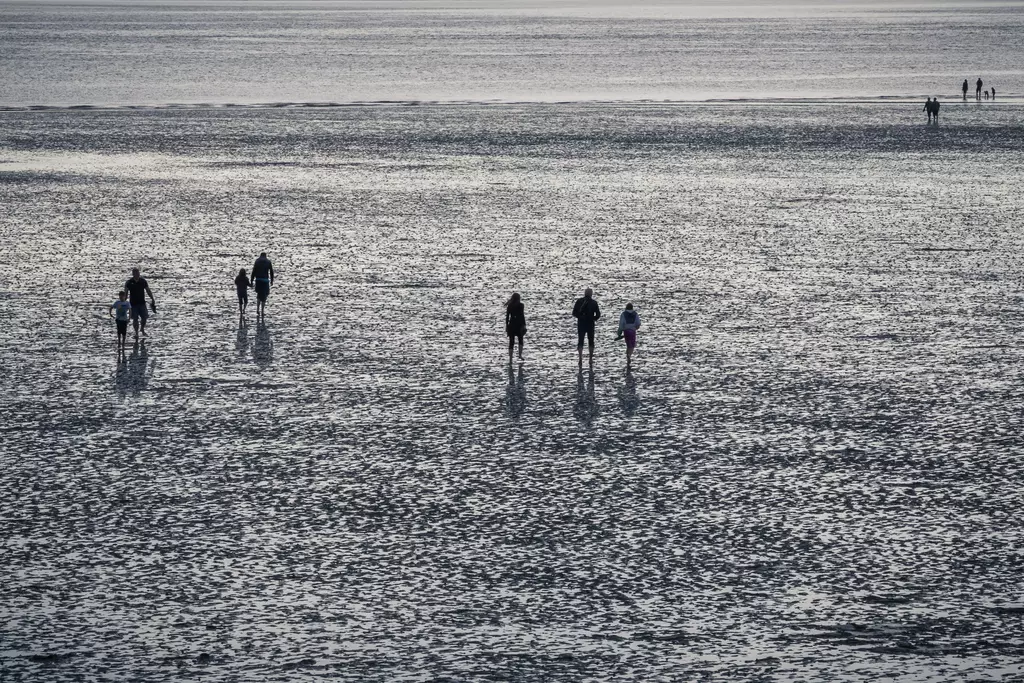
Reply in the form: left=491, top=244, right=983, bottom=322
left=572, top=288, right=601, bottom=368
left=251, top=252, right=275, bottom=317
left=124, top=268, right=156, bottom=339
left=574, top=369, right=598, bottom=424
left=116, top=340, right=150, bottom=398
left=109, top=290, right=131, bottom=351
left=236, top=320, right=249, bottom=358
left=505, top=292, right=526, bottom=362
left=618, top=368, right=639, bottom=416
left=504, top=364, right=527, bottom=419
left=253, top=320, right=272, bottom=369
left=615, top=303, right=641, bottom=368
left=235, top=268, right=252, bottom=316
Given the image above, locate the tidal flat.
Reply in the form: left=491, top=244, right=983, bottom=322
left=1, top=102, right=1023, bottom=681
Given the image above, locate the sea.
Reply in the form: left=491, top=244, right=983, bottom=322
left=1, top=1, right=1023, bottom=681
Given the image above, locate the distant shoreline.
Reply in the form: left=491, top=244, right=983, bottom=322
left=1, top=96, right=1020, bottom=112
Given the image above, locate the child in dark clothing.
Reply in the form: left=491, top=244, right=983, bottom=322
left=235, top=268, right=252, bottom=315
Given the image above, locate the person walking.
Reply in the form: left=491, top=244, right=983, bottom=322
left=109, top=290, right=131, bottom=352
left=124, top=267, right=156, bottom=339
left=923, top=97, right=933, bottom=123
left=505, top=292, right=526, bottom=362
left=962, top=79, right=969, bottom=100
left=991, top=86, right=996, bottom=100
left=615, top=303, right=641, bottom=368
left=572, top=287, right=601, bottom=367
left=251, top=252, right=275, bottom=318
left=932, top=97, right=940, bottom=123
left=976, top=77, right=983, bottom=100
left=235, top=268, right=252, bottom=316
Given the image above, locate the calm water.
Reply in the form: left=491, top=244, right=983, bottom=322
left=2, top=2, right=1024, bottom=682
left=1, top=0, right=1024, bottom=105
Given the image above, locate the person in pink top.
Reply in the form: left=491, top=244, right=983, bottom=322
left=615, top=303, right=641, bottom=368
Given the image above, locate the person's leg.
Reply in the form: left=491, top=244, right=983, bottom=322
left=508, top=334, right=514, bottom=362
left=577, top=329, right=585, bottom=366
left=139, top=306, right=148, bottom=336
left=587, top=329, right=595, bottom=366
left=517, top=334, right=525, bottom=360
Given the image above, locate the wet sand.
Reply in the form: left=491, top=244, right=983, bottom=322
left=1, top=102, right=1023, bottom=681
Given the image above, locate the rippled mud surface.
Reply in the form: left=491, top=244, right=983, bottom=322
left=1, top=103, right=1023, bottom=681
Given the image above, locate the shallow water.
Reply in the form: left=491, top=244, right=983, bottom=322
left=1, top=102, right=1023, bottom=681
left=2, top=0, right=1024, bottom=105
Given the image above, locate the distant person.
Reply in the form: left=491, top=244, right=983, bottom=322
left=234, top=268, right=252, bottom=316
left=572, top=287, right=601, bottom=367
left=615, top=303, right=641, bottom=368
left=251, top=252, right=274, bottom=317
left=124, top=267, right=156, bottom=339
left=932, top=98, right=940, bottom=122
left=504, top=292, right=526, bottom=362
left=923, top=97, right=933, bottom=123
left=991, top=86, right=996, bottom=100
left=984, top=89, right=990, bottom=100
left=962, top=79, right=969, bottom=100
left=976, top=77, right=983, bottom=99
left=109, top=290, right=131, bottom=351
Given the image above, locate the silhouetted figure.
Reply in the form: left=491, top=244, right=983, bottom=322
left=572, top=288, right=601, bottom=367
left=505, top=292, right=526, bottom=362
left=976, top=77, right=983, bottom=100
left=962, top=79, right=969, bottom=100
left=984, top=89, right=990, bottom=100
left=931, top=98, right=940, bottom=123
left=235, top=268, right=252, bottom=316
left=991, top=86, right=996, bottom=100
left=615, top=303, right=641, bottom=367
left=251, top=252, right=274, bottom=318
left=124, top=267, right=156, bottom=339
left=923, top=97, right=934, bottom=123
left=109, top=290, right=131, bottom=352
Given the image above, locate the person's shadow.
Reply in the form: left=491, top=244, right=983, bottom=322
left=574, top=369, right=599, bottom=425
left=236, top=319, right=250, bottom=360
left=617, top=368, right=639, bottom=416
left=115, top=340, right=150, bottom=398
left=504, top=364, right=527, bottom=419
left=253, top=320, right=272, bottom=370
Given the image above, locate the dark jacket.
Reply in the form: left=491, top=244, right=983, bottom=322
left=573, top=296, right=601, bottom=329
left=252, top=256, right=274, bottom=282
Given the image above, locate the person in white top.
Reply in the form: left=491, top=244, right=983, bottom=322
left=616, top=303, right=641, bottom=368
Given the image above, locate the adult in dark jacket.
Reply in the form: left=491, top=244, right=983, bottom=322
left=251, top=252, right=275, bottom=318
left=572, top=287, right=601, bottom=367
left=505, top=292, right=526, bottom=362
left=124, top=267, right=156, bottom=339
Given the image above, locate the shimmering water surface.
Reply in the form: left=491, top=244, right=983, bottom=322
left=2, top=101, right=1023, bottom=681
left=2, top=0, right=1024, bottom=105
